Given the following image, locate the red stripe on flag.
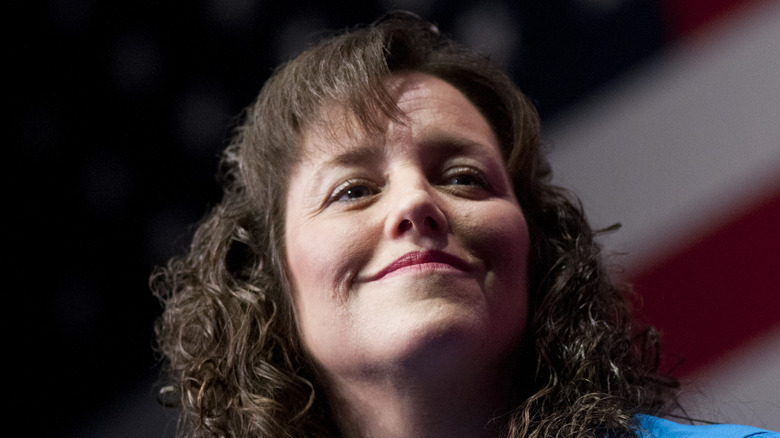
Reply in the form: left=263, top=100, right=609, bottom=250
left=630, top=182, right=780, bottom=377
left=659, top=0, right=768, bottom=37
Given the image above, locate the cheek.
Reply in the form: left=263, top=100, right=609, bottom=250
left=287, top=219, right=374, bottom=296
left=462, top=201, right=531, bottom=331
left=487, top=206, right=531, bottom=340
left=285, top=215, right=379, bottom=344
left=501, top=206, right=531, bottom=281
left=285, top=226, right=343, bottom=358
left=498, top=210, right=530, bottom=266
left=464, top=202, right=530, bottom=272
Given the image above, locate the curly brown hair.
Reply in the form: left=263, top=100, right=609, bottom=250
left=152, top=12, right=677, bottom=437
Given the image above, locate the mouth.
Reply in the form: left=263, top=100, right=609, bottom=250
left=364, top=250, right=472, bottom=282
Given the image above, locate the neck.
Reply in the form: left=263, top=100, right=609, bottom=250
left=321, top=355, right=517, bottom=438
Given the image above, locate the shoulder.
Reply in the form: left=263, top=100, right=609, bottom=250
left=636, top=415, right=780, bottom=438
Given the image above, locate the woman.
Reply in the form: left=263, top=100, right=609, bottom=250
left=152, top=13, right=778, bottom=438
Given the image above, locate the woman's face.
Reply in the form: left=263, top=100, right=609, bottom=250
left=284, top=73, right=530, bottom=380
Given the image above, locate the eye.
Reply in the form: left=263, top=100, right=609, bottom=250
left=329, top=179, right=379, bottom=203
left=441, top=167, right=489, bottom=188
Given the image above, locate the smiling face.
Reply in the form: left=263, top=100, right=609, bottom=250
left=284, top=73, right=530, bottom=381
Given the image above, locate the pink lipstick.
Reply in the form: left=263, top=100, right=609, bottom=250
left=367, top=250, right=471, bottom=281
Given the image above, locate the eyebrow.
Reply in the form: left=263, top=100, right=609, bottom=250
left=423, top=134, right=486, bottom=157
left=303, top=142, right=384, bottom=197
left=321, top=142, right=384, bottom=169
left=321, top=135, right=488, bottom=169
left=424, top=134, right=508, bottom=181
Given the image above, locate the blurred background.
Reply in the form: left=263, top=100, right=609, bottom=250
left=10, top=0, right=778, bottom=436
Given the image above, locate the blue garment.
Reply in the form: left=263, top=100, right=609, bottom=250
left=637, top=415, right=780, bottom=437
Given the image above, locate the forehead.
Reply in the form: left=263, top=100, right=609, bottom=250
left=301, top=72, right=497, bottom=159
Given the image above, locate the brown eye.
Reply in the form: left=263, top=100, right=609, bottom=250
left=339, top=185, right=373, bottom=200
left=442, top=168, right=489, bottom=189
left=448, top=174, right=482, bottom=186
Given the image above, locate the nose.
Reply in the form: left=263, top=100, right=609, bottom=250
left=384, top=175, right=449, bottom=241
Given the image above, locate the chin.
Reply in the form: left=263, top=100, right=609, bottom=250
left=363, top=301, right=506, bottom=373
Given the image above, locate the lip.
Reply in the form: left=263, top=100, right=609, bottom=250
left=364, top=250, right=472, bottom=281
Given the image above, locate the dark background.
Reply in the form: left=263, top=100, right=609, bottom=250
left=11, top=1, right=671, bottom=436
